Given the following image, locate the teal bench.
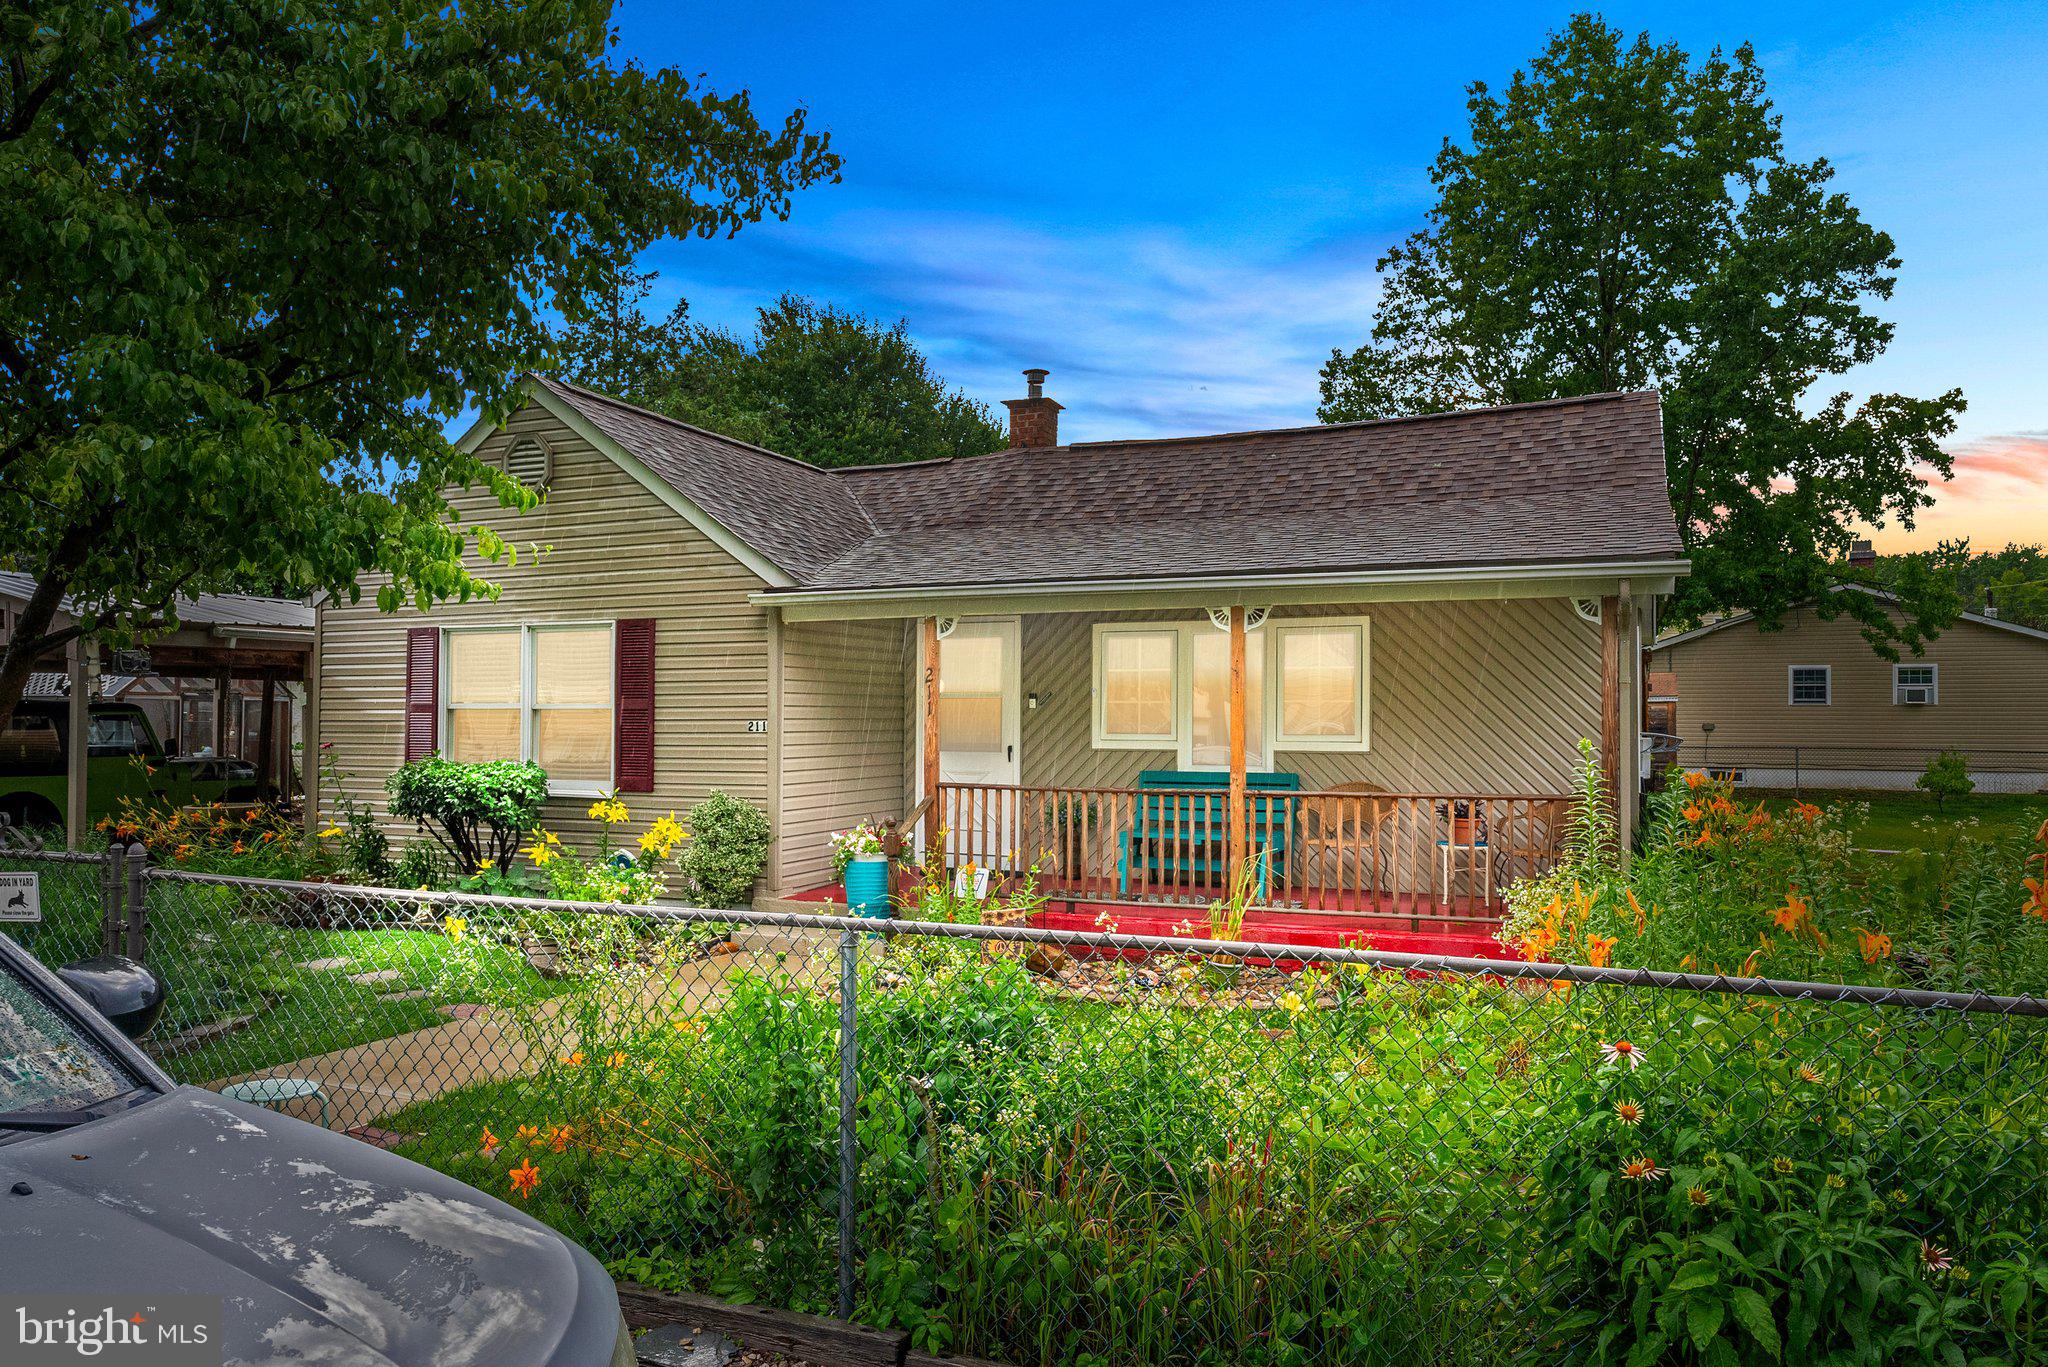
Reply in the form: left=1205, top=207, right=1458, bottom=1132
left=1117, top=770, right=1301, bottom=898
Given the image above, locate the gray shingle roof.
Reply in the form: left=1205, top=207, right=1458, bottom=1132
left=532, top=381, right=1684, bottom=592
left=0, top=572, right=312, bottom=631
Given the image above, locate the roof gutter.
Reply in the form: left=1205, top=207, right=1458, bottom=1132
left=753, top=558, right=1690, bottom=622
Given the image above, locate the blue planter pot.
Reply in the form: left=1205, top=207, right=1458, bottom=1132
left=843, top=857, right=892, bottom=919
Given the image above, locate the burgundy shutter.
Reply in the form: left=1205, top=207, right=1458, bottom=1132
left=404, top=628, right=439, bottom=762
left=614, top=619, right=656, bottom=792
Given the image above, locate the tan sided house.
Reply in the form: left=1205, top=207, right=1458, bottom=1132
left=1651, top=585, right=2048, bottom=793
left=312, top=373, right=1687, bottom=926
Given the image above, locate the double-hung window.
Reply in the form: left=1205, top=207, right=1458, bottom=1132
left=1092, top=616, right=1371, bottom=762
left=1893, top=663, right=1939, bottom=705
left=443, top=623, right=615, bottom=792
left=1787, top=665, right=1831, bottom=706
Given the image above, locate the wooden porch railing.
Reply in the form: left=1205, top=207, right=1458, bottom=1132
left=935, top=782, right=1572, bottom=921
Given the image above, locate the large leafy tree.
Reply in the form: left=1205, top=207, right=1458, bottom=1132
left=0, top=0, right=837, bottom=725
left=547, top=265, right=691, bottom=409
left=654, top=295, right=1005, bottom=468
left=1872, top=540, right=2048, bottom=632
left=1319, top=14, right=1964, bottom=655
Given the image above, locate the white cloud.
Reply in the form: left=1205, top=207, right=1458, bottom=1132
left=667, top=209, right=1391, bottom=441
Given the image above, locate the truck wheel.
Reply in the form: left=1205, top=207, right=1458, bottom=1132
left=0, top=793, right=63, bottom=834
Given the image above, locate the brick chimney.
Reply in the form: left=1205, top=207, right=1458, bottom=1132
left=1847, top=538, right=1876, bottom=567
left=1002, top=368, right=1062, bottom=448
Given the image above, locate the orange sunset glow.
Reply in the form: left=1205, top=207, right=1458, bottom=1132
left=1864, top=435, right=2048, bottom=553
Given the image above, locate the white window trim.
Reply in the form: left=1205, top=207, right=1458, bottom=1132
left=1090, top=616, right=1372, bottom=760
left=1892, top=663, right=1940, bottom=705
left=1271, top=617, right=1372, bottom=752
left=1787, top=664, right=1831, bottom=707
left=441, top=620, right=616, bottom=797
left=1090, top=624, right=1182, bottom=749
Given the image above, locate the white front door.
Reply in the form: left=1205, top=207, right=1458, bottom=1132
left=935, top=617, right=1021, bottom=865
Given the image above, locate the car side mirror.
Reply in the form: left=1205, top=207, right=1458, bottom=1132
left=56, top=955, right=168, bottom=1040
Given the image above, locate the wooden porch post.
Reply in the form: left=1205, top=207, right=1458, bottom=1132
left=64, top=640, right=88, bottom=849
left=256, top=672, right=277, bottom=799
left=1599, top=595, right=1621, bottom=818
left=1227, top=605, right=1248, bottom=889
left=213, top=670, right=231, bottom=758
left=921, top=616, right=941, bottom=856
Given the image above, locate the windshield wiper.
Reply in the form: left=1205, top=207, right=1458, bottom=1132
left=0, top=1086, right=157, bottom=1132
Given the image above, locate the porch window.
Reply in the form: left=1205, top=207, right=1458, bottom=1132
left=1274, top=621, right=1369, bottom=748
left=1189, top=626, right=1265, bottom=769
left=443, top=623, right=614, bottom=792
left=1093, top=627, right=1179, bottom=747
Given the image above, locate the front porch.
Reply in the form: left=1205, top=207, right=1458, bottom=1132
left=763, top=575, right=1664, bottom=948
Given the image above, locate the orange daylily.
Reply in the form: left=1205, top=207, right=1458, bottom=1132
left=548, top=1125, right=573, bottom=1154
left=1854, top=927, right=1893, bottom=963
left=2023, top=876, right=2048, bottom=922
left=1585, top=934, right=1618, bottom=968
left=1770, top=892, right=1811, bottom=935
left=1683, top=771, right=1708, bottom=790
left=479, top=1127, right=501, bottom=1158
left=1625, top=889, right=1648, bottom=935
left=509, top=1160, right=541, bottom=1200
left=1792, top=802, right=1823, bottom=822
left=515, top=1124, right=540, bottom=1144
left=1682, top=804, right=1705, bottom=823
left=606, top=1050, right=629, bottom=1069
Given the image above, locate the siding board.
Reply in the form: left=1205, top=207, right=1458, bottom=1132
left=317, top=404, right=774, bottom=861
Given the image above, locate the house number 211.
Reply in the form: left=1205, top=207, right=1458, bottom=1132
left=746, top=719, right=767, bottom=733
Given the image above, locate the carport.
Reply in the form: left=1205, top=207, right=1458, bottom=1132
left=0, top=574, right=313, bottom=846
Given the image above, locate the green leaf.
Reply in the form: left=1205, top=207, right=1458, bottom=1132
left=1730, top=1288, right=1782, bottom=1359
left=1687, top=1298, right=1726, bottom=1352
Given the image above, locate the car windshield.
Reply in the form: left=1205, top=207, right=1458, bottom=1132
left=0, top=954, right=139, bottom=1120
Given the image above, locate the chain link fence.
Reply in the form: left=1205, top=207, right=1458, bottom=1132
left=1668, top=743, right=2048, bottom=796
left=5, top=847, right=2046, bottom=1364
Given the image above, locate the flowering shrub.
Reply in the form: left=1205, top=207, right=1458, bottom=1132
left=519, top=797, right=686, bottom=905
left=1502, top=760, right=2048, bottom=995
left=389, top=938, right=2048, bottom=1365
left=98, top=799, right=315, bottom=878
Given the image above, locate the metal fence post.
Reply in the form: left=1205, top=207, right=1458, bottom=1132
left=124, top=842, right=149, bottom=963
left=101, top=839, right=125, bottom=957
left=836, top=924, right=860, bottom=1321
left=1793, top=746, right=1803, bottom=800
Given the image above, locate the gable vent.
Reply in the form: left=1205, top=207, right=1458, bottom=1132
left=504, top=436, right=553, bottom=492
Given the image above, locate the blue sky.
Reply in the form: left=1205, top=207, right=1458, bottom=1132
left=610, top=1, right=2047, bottom=546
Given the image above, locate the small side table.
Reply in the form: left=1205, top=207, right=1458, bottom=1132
left=1437, top=837, right=1492, bottom=906
left=220, top=1077, right=331, bottom=1129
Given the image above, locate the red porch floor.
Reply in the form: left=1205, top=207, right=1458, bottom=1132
left=781, top=883, right=1521, bottom=961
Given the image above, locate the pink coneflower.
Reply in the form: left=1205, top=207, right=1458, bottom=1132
left=1920, top=1240, right=1952, bottom=1274
left=1619, top=1155, right=1667, bottom=1182
left=1601, top=1039, right=1645, bottom=1070
left=1613, top=1101, right=1645, bottom=1126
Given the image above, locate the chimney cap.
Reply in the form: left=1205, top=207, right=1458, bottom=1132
left=1022, top=367, right=1049, bottom=397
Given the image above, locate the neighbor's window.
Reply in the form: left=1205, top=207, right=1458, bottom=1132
left=1094, top=627, right=1179, bottom=747
left=1274, top=621, right=1369, bottom=748
left=1893, top=663, right=1939, bottom=705
left=444, top=624, right=614, bottom=790
left=1788, top=665, right=1831, bottom=706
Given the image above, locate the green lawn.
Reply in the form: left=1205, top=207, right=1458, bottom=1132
left=1757, top=787, right=2048, bottom=850
left=0, top=863, right=560, bottom=1082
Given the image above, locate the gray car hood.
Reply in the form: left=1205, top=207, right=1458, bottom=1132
left=1, top=1086, right=617, bottom=1366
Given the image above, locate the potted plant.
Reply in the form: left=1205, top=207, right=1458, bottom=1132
left=831, top=821, right=891, bottom=919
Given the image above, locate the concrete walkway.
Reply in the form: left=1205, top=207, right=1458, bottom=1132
left=209, top=928, right=838, bottom=1132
